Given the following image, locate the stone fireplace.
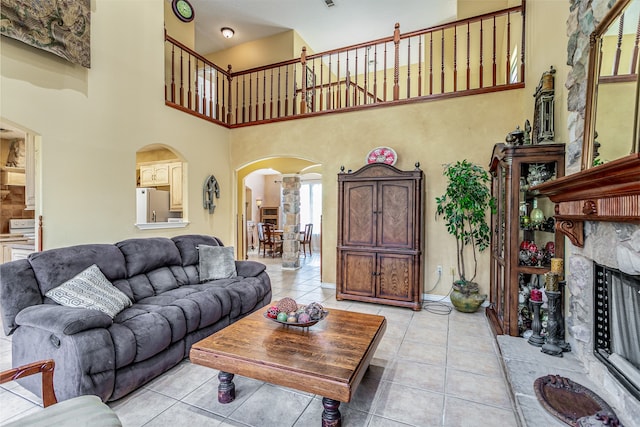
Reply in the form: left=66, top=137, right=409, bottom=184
left=531, top=0, right=640, bottom=421
left=567, top=222, right=640, bottom=419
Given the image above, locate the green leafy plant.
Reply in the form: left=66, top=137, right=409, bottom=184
left=436, top=160, right=495, bottom=293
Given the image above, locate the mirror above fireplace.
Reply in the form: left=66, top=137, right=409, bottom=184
left=533, top=0, right=640, bottom=247
left=582, top=0, right=640, bottom=169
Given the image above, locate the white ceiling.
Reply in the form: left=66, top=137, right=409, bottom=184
left=188, top=0, right=458, bottom=55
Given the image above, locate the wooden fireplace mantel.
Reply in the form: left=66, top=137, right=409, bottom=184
left=531, top=153, right=640, bottom=247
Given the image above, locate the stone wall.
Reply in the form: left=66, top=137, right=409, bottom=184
left=565, top=0, right=640, bottom=420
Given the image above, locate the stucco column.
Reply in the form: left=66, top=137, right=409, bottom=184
left=281, top=174, right=301, bottom=269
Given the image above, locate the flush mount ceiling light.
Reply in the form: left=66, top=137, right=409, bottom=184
left=221, top=27, right=235, bottom=39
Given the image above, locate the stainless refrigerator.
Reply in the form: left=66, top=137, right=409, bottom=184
left=136, top=188, right=170, bottom=223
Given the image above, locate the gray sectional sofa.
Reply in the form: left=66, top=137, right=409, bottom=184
left=0, top=234, right=271, bottom=402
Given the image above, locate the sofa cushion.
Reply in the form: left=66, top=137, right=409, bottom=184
left=45, top=265, right=132, bottom=318
left=198, top=245, right=237, bottom=281
left=29, top=244, right=127, bottom=296
left=172, top=235, right=220, bottom=267
left=116, top=238, right=181, bottom=277
left=112, top=309, right=172, bottom=364
left=0, top=259, right=42, bottom=335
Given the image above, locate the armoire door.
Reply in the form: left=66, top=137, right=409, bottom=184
left=342, top=181, right=377, bottom=246
left=378, top=180, right=414, bottom=249
left=340, top=251, right=376, bottom=297
left=377, top=253, right=414, bottom=301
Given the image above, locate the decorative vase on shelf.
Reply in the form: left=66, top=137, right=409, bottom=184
left=530, top=199, right=545, bottom=225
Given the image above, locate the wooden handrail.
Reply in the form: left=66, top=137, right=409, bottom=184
left=165, top=3, right=527, bottom=127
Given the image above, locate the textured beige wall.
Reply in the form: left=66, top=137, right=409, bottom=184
left=1, top=0, right=234, bottom=248
left=231, top=89, right=526, bottom=295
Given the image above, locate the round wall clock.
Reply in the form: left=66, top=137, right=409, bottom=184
left=366, top=147, right=398, bottom=165
left=172, top=0, right=194, bottom=22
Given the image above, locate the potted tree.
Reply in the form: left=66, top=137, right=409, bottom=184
left=436, top=160, right=495, bottom=312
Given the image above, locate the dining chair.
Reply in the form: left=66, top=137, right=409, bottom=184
left=300, top=223, right=313, bottom=257
left=256, top=222, right=265, bottom=255
left=261, top=223, right=282, bottom=257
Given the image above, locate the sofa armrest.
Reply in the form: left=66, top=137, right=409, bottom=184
left=235, top=260, right=267, bottom=277
left=15, top=306, right=113, bottom=336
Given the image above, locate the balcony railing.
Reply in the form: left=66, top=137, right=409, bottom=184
left=165, top=3, right=526, bottom=127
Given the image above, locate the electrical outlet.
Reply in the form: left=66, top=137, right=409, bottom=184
left=436, top=265, right=443, bottom=275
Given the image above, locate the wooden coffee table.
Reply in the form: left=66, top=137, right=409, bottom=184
left=190, top=306, right=386, bottom=427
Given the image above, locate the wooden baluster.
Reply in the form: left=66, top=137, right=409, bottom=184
left=393, top=23, right=400, bottom=100
left=248, top=73, right=253, bottom=122
left=216, top=71, right=220, bottom=120
left=453, top=26, right=457, bottom=92
left=320, top=58, right=324, bottom=111
left=345, top=51, right=350, bottom=107
left=255, top=72, right=259, bottom=121
left=312, top=59, right=316, bottom=112
left=301, top=47, right=307, bottom=114
left=262, top=70, right=266, bottom=120
left=327, top=54, right=332, bottom=109
left=207, top=67, right=214, bottom=119
left=383, top=41, right=388, bottom=101
left=293, top=66, right=297, bottom=115
left=354, top=49, right=359, bottom=106
left=171, top=44, right=176, bottom=102
left=277, top=67, right=282, bottom=117
left=441, top=29, right=445, bottom=94
left=613, top=13, right=625, bottom=76
left=227, top=64, right=232, bottom=124
left=194, top=58, right=200, bottom=112
left=418, top=36, right=422, bottom=97
left=201, top=65, right=207, bottom=115
left=466, top=22, right=470, bottom=90
left=179, top=49, right=184, bottom=107
left=241, top=75, right=246, bottom=123
left=285, top=66, right=290, bottom=116
left=363, top=48, right=368, bottom=105
left=337, top=54, right=341, bottom=109
left=373, top=46, right=378, bottom=102
left=429, top=32, right=433, bottom=95
left=492, top=16, right=497, bottom=87
left=480, top=19, right=484, bottom=88
left=506, top=12, right=511, bottom=84
left=209, top=67, right=213, bottom=118
left=188, top=55, right=192, bottom=110
left=407, top=37, right=411, bottom=98
left=221, top=70, right=226, bottom=123
left=235, top=77, right=239, bottom=124
left=270, top=69, right=274, bottom=119
left=631, top=15, right=640, bottom=74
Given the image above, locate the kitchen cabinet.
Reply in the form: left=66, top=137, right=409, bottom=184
left=337, top=163, right=424, bottom=310
left=139, top=162, right=170, bottom=186
left=169, top=162, right=182, bottom=211
left=487, top=143, right=565, bottom=336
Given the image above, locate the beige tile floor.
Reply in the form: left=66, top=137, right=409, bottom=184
left=0, top=252, right=518, bottom=426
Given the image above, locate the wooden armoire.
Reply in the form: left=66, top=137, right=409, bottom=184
left=336, top=163, right=424, bottom=310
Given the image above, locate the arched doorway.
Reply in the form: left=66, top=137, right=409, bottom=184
left=236, top=158, right=322, bottom=270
